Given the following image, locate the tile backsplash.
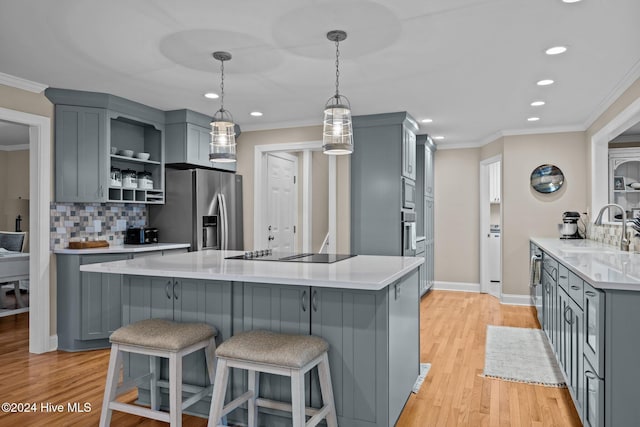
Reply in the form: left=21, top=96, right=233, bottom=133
left=586, top=222, right=639, bottom=251
left=50, top=203, right=147, bottom=250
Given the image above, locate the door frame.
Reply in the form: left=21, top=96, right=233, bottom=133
left=264, top=151, right=299, bottom=252
left=0, top=107, right=52, bottom=354
left=254, top=141, right=337, bottom=252
left=479, top=154, right=502, bottom=296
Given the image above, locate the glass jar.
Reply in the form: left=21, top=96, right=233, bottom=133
left=122, top=169, right=137, bottom=189
left=110, top=167, right=121, bottom=187
left=137, top=171, right=153, bottom=190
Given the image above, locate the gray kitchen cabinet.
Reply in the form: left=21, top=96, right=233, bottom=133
left=54, top=105, right=107, bottom=202
left=165, top=109, right=236, bottom=172
left=57, top=253, right=130, bottom=350
left=424, top=138, right=434, bottom=198
left=46, top=88, right=166, bottom=204
left=567, top=296, right=584, bottom=416
left=584, top=357, right=604, bottom=427
left=351, top=112, right=419, bottom=256
left=583, top=282, right=604, bottom=377
left=557, top=287, right=570, bottom=370
left=418, top=135, right=435, bottom=296
left=402, top=126, right=417, bottom=181
left=122, top=275, right=232, bottom=416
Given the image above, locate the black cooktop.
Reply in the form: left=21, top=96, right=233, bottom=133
left=225, top=252, right=356, bottom=264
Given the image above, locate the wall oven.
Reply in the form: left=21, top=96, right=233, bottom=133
left=402, top=177, right=416, bottom=210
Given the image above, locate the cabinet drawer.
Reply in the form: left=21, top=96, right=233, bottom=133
left=583, top=282, right=604, bottom=377
left=568, top=272, right=584, bottom=306
left=542, top=254, right=558, bottom=278
left=558, top=264, right=569, bottom=292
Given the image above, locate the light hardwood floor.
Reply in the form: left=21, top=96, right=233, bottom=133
left=0, top=291, right=581, bottom=426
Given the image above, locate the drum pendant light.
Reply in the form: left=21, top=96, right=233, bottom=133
left=322, top=30, right=353, bottom=155
left=209, top=51, right=236, bottom=163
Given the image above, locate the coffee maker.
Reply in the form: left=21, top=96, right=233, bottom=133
left=559, top=211, right=583, bottom=239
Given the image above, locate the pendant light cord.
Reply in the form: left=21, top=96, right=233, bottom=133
left=220, top=59, right=225, bottom=112
left=335, top=39, right=341, bottom=99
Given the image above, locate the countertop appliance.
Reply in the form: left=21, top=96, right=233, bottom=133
left=559, top=211, right=583, bottom=239
left=149, top=168, right=243, bottom=251
left=226, top=251, right=356, bottom=264
left=125, top=227, right=158, bottom=245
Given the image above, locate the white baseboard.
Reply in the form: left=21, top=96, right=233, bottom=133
left=49, top=335, right=58, bottom=352
left=433, top=281, right=480, bottom=293
left=500, top=294, right=533, bottom=306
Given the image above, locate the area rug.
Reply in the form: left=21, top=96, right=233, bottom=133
left=483, top=325, right=565, bottom=387
left=412, top=363, right=431, bottom=393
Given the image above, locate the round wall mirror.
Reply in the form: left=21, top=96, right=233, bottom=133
left=530, top=164, right=564, bottom=193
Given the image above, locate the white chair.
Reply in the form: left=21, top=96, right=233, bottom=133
left=208, top=330, right=338, bottom=427
left=100, top=318, right=218, bottom=427
left=0, top=231, right=28, bottom=309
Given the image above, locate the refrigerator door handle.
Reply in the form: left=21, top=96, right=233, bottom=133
left=219, top=193, right=228, bottom=250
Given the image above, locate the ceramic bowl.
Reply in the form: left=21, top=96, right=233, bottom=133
left=119, top=149, right=134, bottom=157
left=110, top=146, right=117, bottom=155
left=135, top=152, right=150, bottom=160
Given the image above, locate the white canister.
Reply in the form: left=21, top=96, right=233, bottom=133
left=122, top=169, right=138, bottom=189
left=137, top=171, right=153, bottom=190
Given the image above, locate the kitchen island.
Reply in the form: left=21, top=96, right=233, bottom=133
left=81, top=250, right=423, bottom=427
left=531, top=237, right=640, bottom=427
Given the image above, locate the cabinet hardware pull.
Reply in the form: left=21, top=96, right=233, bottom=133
left=564, top=306, right=573, bottom=324
left=585, top=370, right=597, bottom=380
left=560, top=275, right=568, bottom=279
left=312, top=290, right=318, bottom=312
left=585, top=291, right=596, bottom=297
left=570, top=285, right=581, bottom=290
left=301, top=290, right=307, bottom=312
left=173, top=281, right=179, bottom=300
left=165, top=281, right=171, bottom=299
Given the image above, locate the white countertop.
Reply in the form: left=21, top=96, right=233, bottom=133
left=531, top=237, right=640, bottom=291
left=80, top=250, right=424, bottom=291
left=54, top=243, right=190, bottom=255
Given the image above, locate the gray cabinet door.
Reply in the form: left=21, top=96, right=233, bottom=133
left=583, top=283, right=604, bottom=377
left=568, top=297, right=584, bottom=416
left=424, top=145, right=434, bottom=198
left=557, top=287, right=570, bottom=369
left=584, top=357, right=604, bottom=427
left=310, top=286, right=389, bottom=427
left=55, top=105, right=107, bottom=202
left=388, top=269, right=420, bottom=425
left=402, top=126, right=416, bottom=181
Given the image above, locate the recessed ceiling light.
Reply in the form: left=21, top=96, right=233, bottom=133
left=531, top=101, right=546, bottom=107
left=546, top=46, right=567, bottom=55
left=537, top=79, right=555, bottom=86
left=204, top=92, right=219, bottom=99
left=562, top=0, right=582, bottom=3
left=527, top=117, right=540, bottom=122
left=421, top=118, right=433, bottom=123
left=432, top=136, right=445, bottom=140
left=250, top=111, right=263, bottom=117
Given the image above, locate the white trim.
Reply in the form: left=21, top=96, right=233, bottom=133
left=583, top=57, right=640, bottom=130
left=0, top=72, right=48, bottom=93
left=239, top=119, right=320, bottom=133
left=500, top=294, right=533, bottom=306
left=0, top=107, right=52, bottom=354
left=433, top=281, right=480, bottom=293
left=611, top=134, right=640, bottom=143
left=590, top=97, right=640, bottom=217
left=436, top=141, right=483, bottom=150
left=328, top=156, right=337, bottom=254
left=49, top=334, right=58, bottom=350
left=0, top=143, right=30, bottom=151
left=479, top=155, right=501, bottom=297
left=437, top=125, right=585, bottom=150
left=302, top=150, right=312, bottom=252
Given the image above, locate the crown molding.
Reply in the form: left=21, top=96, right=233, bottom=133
left=436, top=141, right=482, bottom=150
left=0, top=72, right=47, bottom=93
left=501, top=124, right=585, bottom=137
left=239, top=118, right=321, bottom=133
left=583, top=57, right=640, bottom=130
left=0, top=144, right=30, bottom=151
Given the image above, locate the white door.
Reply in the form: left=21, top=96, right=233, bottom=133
left=265, top=153, right=297, bottom=252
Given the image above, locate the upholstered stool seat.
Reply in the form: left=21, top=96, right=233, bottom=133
left=208, top=330, right=337, bottom=427
left=100, top=319, right=218, bottom=427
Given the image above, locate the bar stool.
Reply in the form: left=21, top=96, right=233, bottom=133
left=208, top=330, right=338, bottom=427
left=100, top=318, right=218, bottom=427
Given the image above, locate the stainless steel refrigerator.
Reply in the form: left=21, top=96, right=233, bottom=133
left=149, top=168, right=243, bottom=251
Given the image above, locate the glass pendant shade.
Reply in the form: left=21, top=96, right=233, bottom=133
left=209, top=113, right=236, bottom=163
left=323, top=97, right=353, bottom=155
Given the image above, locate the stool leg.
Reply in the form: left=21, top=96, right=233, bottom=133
left=318, top=353, right=338, bottom=427
left=247, top=370, right=260, bottom=427
left=99, top=344, right=122, bottom=427
left=208, top=358, right=229, bottom=427
left=150, top=355, right=161, bottom=410
left=290, top=369, right=306, bottom=427
left=204, top=338, right=216, bottom=384
left=169, top=352, right=183, bottom=427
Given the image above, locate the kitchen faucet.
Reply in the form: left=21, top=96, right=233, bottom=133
left=594, top=204, right=629, bottom=251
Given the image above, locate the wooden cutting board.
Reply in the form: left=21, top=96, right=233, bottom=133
left=68, top=240, right=109, bottom=249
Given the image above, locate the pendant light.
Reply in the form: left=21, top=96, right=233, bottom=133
left=322, top=30, right=353, bottom=155
left=209, top=51, right=236, bottom=163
